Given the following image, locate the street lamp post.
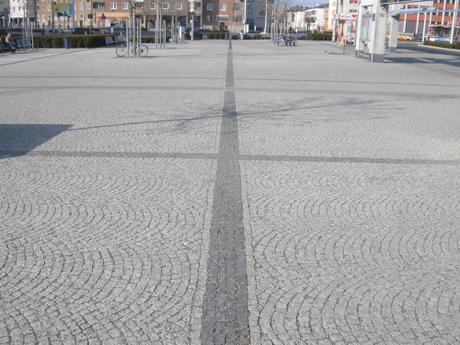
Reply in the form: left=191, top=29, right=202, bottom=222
left=90, top=0, right=93, bottom=33
left=189, top=0, right=194, bottom=41
left=332, top=0, right=338, bottom=42
left=156, top=0, right=159, bottom=46
left=450, top=0, right=459, bottom=43
left=263, top=0, right=268, bottom=33
left=243, top=0, right=247, bottom=32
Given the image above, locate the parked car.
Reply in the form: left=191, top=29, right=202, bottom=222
left=425, top=35, right=450, bottom=42
left=398, top=33, right=414, bottom=41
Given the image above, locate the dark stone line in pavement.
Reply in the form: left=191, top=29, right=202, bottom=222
left=240, top=154, right=460, bottom=166
left=3, top=149, right=459, bottom=166
left=0, top=150, right=216, bottom=160
left=201, top=39, right=250, bottom=345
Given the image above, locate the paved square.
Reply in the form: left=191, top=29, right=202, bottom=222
left=1, top=41, right=459, bottom=344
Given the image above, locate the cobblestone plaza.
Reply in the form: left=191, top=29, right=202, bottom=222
left=0, top=41, right=460, bottom=344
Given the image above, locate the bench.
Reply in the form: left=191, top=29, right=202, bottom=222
left=105, top=36, right=117, bottom=45
left=114, top=36, right=125, bottom=45
left=105, top=36, right=125, bottom=46
left=15, top=39, right=33, bottom=50
left=273, top=35, right=296, bottom=47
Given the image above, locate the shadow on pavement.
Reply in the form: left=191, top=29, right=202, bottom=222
left=0, top=124, right=71, bottom=158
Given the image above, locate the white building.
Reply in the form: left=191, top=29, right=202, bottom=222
left=328, top=0, right=358, bottom=31
left=305, top=6, right=327, bottom=31
left=9, top=0, right=25, bottom=25
left=287, top=4, right=328, bottom=32
left=287, top=9, right=307, bottom=31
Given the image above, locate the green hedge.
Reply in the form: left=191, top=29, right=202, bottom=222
left=207, top=31, right=227, bottom=39
left=141, top=36, right=155, bottom=43
left=424, top=40, right=460, bottom=50
left=32, top=34, right=113, bottom=48
left=305, top=31, right=333, bottom=41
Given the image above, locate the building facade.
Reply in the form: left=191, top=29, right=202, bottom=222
left=201, top=0, right=267, bottom=32
left=33, top=0, right=202, bottom=29
left=9, top=0, right=24, bottom=24
left=399, top=0, right=459, bottom=38
left=286, top=4, right=329, bottom=32
left=305, top=6, right=328, bottom=31
left=202, top=0, right=242, bottom=31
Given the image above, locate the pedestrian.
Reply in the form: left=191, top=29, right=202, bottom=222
left=5, top=33, right=16, bottom=53
left=240, top=30, right=244, bottom=40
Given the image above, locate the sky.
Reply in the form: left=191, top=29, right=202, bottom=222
left=296, top=0, right=329, bottom=7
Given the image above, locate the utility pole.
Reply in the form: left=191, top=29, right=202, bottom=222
left=51, top=0, right=55, bottom=30
left=450, top=0, right=458, bottom=43
left=191, top=12, right=194, bottom=40
left=422, top=11, right=427, bottom=43
left=90, top=0, right=93, bottom=33
left=243, top=0, right=247, bottom=32
left=403, top=4, right=407, bottom=32
left=156, top=0, right=159, bottom=47
left=263, top=0, right=268, bottom=33
left=332, top=0, right=338, bottom=42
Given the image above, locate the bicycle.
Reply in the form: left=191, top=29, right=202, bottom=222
left=116, top=44, right=149, bottom=57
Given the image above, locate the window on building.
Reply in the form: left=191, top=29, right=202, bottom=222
left=150, top=1, right=156, bottom=9
left=176, top=2, right=182, bottom=9
left=162, top=2, right=169, bottom=9
left=220, top=3, right=226, bottom=11
left=207, top=3, right=213, bottom=10
left=123, top=2, right=129, bottom=9
left=111, top=2, right=117, bottom=9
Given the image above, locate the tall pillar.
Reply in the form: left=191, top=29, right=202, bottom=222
left=388, top=15, right=399, bottom=52
left=450, top=0, right=459, bottom=44
left=369, top=3, right=387, bottom=62
left=403, top=4, right=407, bottom=32
left=355, top=0, right=387, bottom=62
left=422, top=11, right=427, bottom=43
left=355, top=4, right=365, bottom=57
left=441, top=0, right=447, bottom=26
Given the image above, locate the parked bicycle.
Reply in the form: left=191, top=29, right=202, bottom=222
left=116, top=44, right=149, bottom=57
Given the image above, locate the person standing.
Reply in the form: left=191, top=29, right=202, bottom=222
left=5, top=33, right=16, bottom=53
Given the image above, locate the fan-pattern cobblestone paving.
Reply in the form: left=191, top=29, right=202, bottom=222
left=1, top=41, right=459, bottom=344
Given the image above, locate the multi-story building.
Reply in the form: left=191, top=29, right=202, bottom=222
left=202, top=0, right=239, bottom=30
left=9, top=0, right=24, bottom=25
left=202, top=0, right=267, bottom=32
left=399, top=0, right=459, bottom=38
left=245, top=0, right=266, bottom=30
left=34, top=0, right=201, bottom=29
left=286, top=4, right=329, bottom=32
left=286, top=6, right=305, bottom=30
left=133, top=0, right=192, bottom=29
left=328, top=0, right=357, bottom=31
left=305, top=5, right=328, bottom=31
